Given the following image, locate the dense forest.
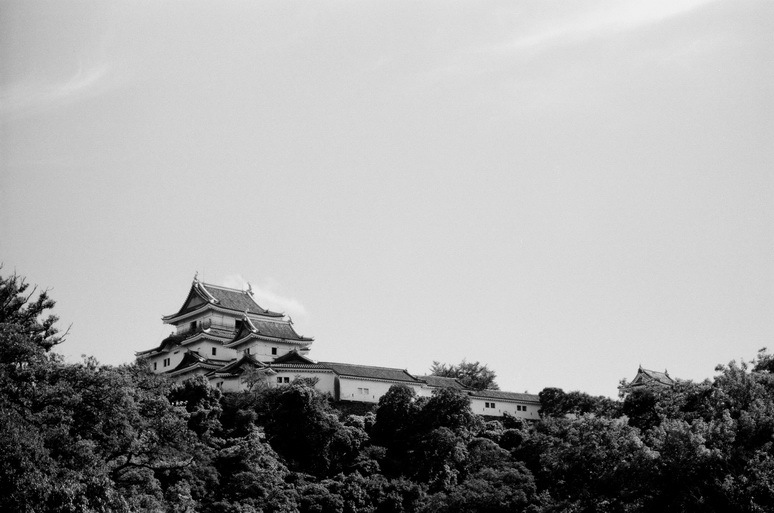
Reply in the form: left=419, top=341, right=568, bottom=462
left=2, top=271, right=773, bottom=512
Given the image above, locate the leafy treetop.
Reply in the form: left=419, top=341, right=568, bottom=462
left=0, top=267, right=66, bottom=352
left=430, top=360, right=499, bottom=391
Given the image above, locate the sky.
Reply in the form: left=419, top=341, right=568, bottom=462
left=1, top=0, right=772, bottom=398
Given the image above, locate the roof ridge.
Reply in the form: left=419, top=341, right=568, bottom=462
left=250, top=316, right=292, bottom=324
left=202, top=282, right=249, bottom=293
left=320, top=361, right=410, bottom=371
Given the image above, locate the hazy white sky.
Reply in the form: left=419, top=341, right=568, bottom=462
left=2, top=0, right=772, bottom=398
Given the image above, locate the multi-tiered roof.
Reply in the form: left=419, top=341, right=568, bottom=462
left=162, top=278, right=285, bottom=324
left=137, top=276, right=312, bottom=365
left=137, top=275, right=541, bottom=419
left=622, top=366, right=676, bottom=392
left=225, top=313, right=313, bottom=351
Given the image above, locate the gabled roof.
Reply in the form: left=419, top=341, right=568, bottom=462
left=468, top=389, right=541, bottom=403
left=261, top=359, right=419, bottom=383
left=273, top=350, right=317, bottom=365
left=137, top=324, right=236, bottom=356
left=209, top=354, right=269, bottom=377
left=318, top=362, right=419, bottom=383
left=630, top=366, right=675, bottom=388
left=418, top=375, right=467, bottom=389
left=163, top=277, right=284, bottom=322
left=165, top=351, right=230, bottom=376
left=227, top=314, right=313, bottom=345
left=136, top=334, right=181, bottom=356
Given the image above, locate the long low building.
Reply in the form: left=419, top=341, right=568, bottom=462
left=136, top=276, right=541, bottom=419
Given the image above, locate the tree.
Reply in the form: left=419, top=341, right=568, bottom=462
left=430, top=360, right=499, bottom=391
left=372, top=385, right=421, bottom=476
left=168, top=375, right=223, bottom=437
left=420, top=465, right=541, bottom=513
left=537, top=387, right=567, bottom=417
left=0, top=271, right=206, bottom=512
left=205, top=428, right=299, bottom=512
left=0, top=268, right=66, bottom=353
left=254, top=382, right=366, bottom=476
left=538, top=387, right=621, bottom=418
left=519, top=415, right=658, bottom=512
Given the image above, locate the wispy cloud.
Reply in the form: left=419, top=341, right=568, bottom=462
left=1, top=63, right=109, bottom=116
left=221, top=274, right=308, bottom=320
left=506, top=0, right=717, bottom=50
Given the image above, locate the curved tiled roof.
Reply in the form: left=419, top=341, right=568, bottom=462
left=227, top=315, right=313, bottom=347
left=262, top=360, right=419, bottom=383
left=468, top=389, right=540, bottom=402
left=418, top=375, right=467, bottom=389
left=631, top=366, right=675, bottom=387
left=203, top=284, right=284, bottom=317
left=273, top=351, right=317, bottom=365
left=164, top=280, right=284, bottom=320
left=318, top=362, right=419, bottom=383
left=136, top=325, right=235, bottom=356
left=211, top=354, right=267, bottom=376
left=244, top=316, right=312, bottom=341
left=167, top=351, right=230, bottom=374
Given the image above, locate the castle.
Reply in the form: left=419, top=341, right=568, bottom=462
left=137, top=275, right=541, bottom=419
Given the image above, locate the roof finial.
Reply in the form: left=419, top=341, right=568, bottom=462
left=194, top=271, right=199, bottom=283
left=246, top=282, right=254, bottom=296
left=288, top=315, right=293, bottom=325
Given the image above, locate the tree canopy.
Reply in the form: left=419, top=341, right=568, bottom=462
left=2, top=269, right=774, bottom=512
left=430, top=360, right=499, bottom=390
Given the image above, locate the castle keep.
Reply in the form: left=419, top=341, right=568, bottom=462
left=137, top=275, right=540, bottom=419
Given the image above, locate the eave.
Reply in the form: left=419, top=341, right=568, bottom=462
left=224, top=333, right=314, bottom=349
left=179, top=331, right=233, bottom=346
left=336, top=374, right=419, bottom=384
left=165, top=361, right=224, bottom=378
left=467, top=391, right=541, bottom=404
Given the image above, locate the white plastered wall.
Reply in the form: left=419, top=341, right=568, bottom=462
left=188, top=341, right=238, bottom=361
left=469, top=397, right=539, bottom=419
left=337, top=378, right=423, bottom=404
left=148, top=347, right=186, bottom=373
left=271, top=369, right=337, bottom=397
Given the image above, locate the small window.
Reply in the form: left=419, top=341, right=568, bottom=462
left=277, top=377, right=283, bottom=384
left=190, top=321, right=196, bottom=332
left=283, top=377, right=290, bottom=383
left=271, top=347, right=277, bottom=355
left=153, top=362, right=157, bottom=370
left=246, top=348, right=250, bottom=355
left=211, top=347, right=217, bottom=356
left=163, top=358, right=170, bottom=367
left=235, top=319, right=243, bottom=332
left=364, top=388, right=369, bottom=394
